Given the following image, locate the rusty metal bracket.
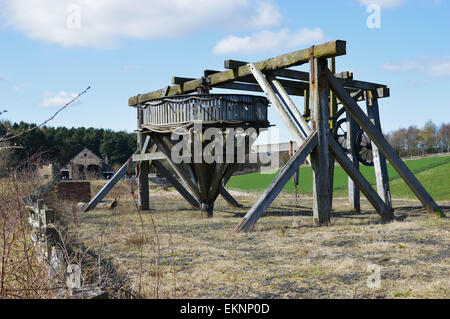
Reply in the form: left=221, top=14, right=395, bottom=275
left=195, top=76, right=211, bottom=94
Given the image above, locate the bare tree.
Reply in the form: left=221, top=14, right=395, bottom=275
left=438, top=123, right=450, bottom=153
left=0, top=86, right=90, bottom=150
left=420, top=120, right=438, bottom=154
left=406, top=126, right=422, bottom=157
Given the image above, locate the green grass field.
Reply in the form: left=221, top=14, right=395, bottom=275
left=227, top=155, right=450, bottom=201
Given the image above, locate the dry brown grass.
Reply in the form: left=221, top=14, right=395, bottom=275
left=0, top=171, right=55, bottom=298
left=71, top=179, right=449, bottom=299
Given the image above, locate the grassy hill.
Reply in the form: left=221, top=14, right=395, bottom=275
left=227, top=155, right=450, bottom=201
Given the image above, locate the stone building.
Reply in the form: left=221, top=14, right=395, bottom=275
left=68, top=148, right=111, bottom=180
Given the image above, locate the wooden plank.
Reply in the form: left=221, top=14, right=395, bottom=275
left=347, top=112, right=360, bottom=211
left=327, top=70, right=442, bottom=214
left=235, top=131, right=318, bottom=232
left=129, top=40, right=346, bottom=105
left=366, top=92, right=392, bottom=207
left=329, top=138, right=394, bottom=220
left=132, top=152, right=166, bottom=162
left=310, top=58, right=331, bottom=226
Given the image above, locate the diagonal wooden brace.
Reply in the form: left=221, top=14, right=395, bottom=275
left=329, top=138, right=394, bottom=221
left=235, top=131, right=318, bottom=232
left=327, top=69, right=441, bottom=215
left=151, top=160, right=200, bottom=208
left=248, top=63, right=311, bottom=165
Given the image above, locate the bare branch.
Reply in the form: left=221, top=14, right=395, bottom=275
left=0, top=86, right=91, bottom=144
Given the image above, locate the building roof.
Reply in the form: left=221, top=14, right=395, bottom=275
left=70, top=148, right=103, bottom=167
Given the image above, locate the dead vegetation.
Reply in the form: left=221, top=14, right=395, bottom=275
left=67, top=179, right=450, bottom=299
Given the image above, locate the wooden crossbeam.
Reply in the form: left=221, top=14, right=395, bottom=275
left=327, top=70, right=442, bottom=215
left=172, top=74, right=309, bottom=92
left=129, top=40, right=346, bottom=105
left=225, top=60, right=385, bottom=91
left=132, top=152, right=166, bottom=162
left=171, top=75, right=305, bottom=96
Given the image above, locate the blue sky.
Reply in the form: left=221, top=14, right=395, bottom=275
left=0, top=0, right=449, bottom=144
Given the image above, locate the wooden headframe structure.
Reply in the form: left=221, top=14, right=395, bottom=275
left=85, top=40, right=442, bottom=231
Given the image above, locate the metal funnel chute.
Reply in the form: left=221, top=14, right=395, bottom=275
left=140, top=94, right=270, bottom=217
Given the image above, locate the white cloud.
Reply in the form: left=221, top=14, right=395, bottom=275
left=382, top=56, right=450, bottom=77
left=0, top=0, right=281, bottom=49
left=212, top=28, right=325, bottom=55
left=359, top=0, right=404, bottom=8
left=0, top=75, right=10, bottom=84
left=40, top=91, right=79, bottom=107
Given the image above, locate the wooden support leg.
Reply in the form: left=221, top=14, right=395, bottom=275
left=235, top=131, right=318, bottom=232
left=329, top=138, right=394, bottom=221
left=151, top=160, right=200, bottom=208
left=137, top=107, right=149, bottom=211
left=138, top=161, right=150, bottom=210
left=220, top=188, right=243, bottom=208
left=347, top=113, right=360, bottom=212
left=327, top=70, right=441, bottom=215
left=328, top=57, right=338, bottom=211
left=152, top=135, right=202, bottom=201
left=366, top=92, right=392, bottom=208
left=310, top=58, right=331, bottom=226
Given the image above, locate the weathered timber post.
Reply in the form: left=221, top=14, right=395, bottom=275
left=365, top=91, right=392, bottom=208
left=310, top=57, right=331, bottom=225
left=328, top=57, right=338, bottom=210
left=347, top=113, right=360, bottom=211
left=137, top=105, right=150, bottom=210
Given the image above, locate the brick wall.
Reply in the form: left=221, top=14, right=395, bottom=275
left=56, top=181, right=91, bottom=202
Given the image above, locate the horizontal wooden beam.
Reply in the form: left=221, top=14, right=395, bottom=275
left=129, top=40, right=346, bottom=105
left=132, top=152, right=166, bottom=162
left=225, top=59, right=385, bottom=91
left=172, top=77, right=193, bottom=85
left=215, top=81, right=304, bottom=96
left=171, top=75, right=306, bottom=96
